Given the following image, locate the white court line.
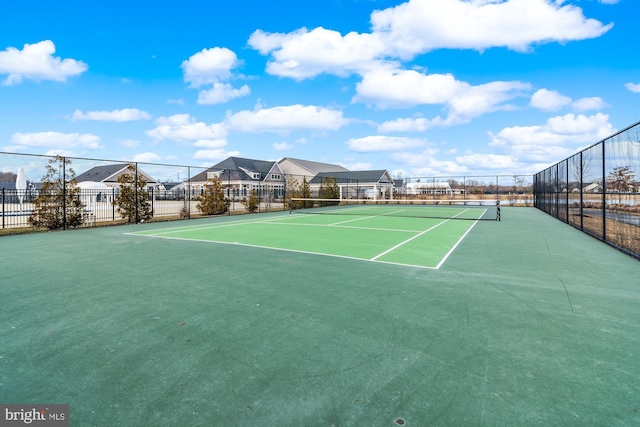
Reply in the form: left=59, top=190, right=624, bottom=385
left=326, top=209, right=405, bottom=226
left=328, top=215, right=380, bottom=226
left=128, top=233, right=439, bottom=270
left=369, top=207, right=485, bottom=263
left=123, top=214, right=301, bottom=236
left=370, top=219, right=450, bottom=261
left=259, top=221, right=419, bottom=233
left=434, top=218, right=481, bottom=269
left=127, top=208, right=489, bottom=270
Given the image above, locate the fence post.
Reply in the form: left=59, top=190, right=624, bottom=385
left=135, top=163, right=139, bottom=223
left=565, top=164, right=569, bottom=222
left=579, top=152, right=583, bottom=231
left=554, top=164, right=559, bottom=219
left=63, top=157, right=67, bottom=230
left=2, top=188, right=4, bottom=229
left=602, top=141, right=606, bottom=240
left=187, top=166, right=191, bottom=219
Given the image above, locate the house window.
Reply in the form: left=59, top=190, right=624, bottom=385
left=207, top=172, right=220, bottom=179
left=270, top=174, right=281, bottom=180
left=252, top=173, right=261, bottom=179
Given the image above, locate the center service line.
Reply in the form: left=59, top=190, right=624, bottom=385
left=370, top=218, right=450, bottom=261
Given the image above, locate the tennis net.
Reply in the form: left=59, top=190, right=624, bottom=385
left=289, top=198, right=501, bottom=221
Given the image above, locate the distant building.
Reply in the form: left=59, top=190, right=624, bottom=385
left=309, top=170, right=395, bottom=200
left=405, top=181, right=453, bottom=196
left=277, top=157, right=349, bottom=185
left=75, top=164, right=162, bottom=190
left=189, top=157, right=285, bottom=200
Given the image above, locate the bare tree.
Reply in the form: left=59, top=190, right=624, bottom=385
left=28, top=156, right=85, bottom=230
left=113, top=164, right=152, bottom=224
left=197, top=177, right=229, bottom=215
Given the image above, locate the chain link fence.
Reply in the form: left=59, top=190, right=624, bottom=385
left=398, top=175, right=533, bottom=204
left=534, top=120, right=640, bottom=260
left=0, top=152, right=290, bottom=235
left=1, top=151, right=534, bottom=235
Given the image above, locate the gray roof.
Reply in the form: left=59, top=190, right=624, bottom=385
left=76, top=164, right=158, bottom=184
left=75, top=164, right=129, bottom=183
left=309, top=170, right=392, bottom=184
left=0, top=182, right=17, bottom=190
left=281, top=157, right=348, bottom=173
left=190, top=157, right=279, bottom=182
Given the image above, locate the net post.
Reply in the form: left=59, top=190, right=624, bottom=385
left=496, top=199, right=501, bottom=221
left=289, top=198, right=292, bottom=214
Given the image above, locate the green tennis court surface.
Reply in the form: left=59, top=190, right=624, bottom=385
left=127, top=210, right=486, bottom=269
left=1, top=207, right=639, bottom=426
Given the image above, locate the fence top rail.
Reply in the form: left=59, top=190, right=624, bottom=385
left=535, top=119, right=640, bottom=176
left=0, top=151, right=203, bottom=171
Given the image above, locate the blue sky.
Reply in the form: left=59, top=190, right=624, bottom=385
left=1, top=0, right=638, bottom=180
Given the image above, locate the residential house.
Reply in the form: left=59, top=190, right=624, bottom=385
left=405, top=181, right=453, bottom=196
left=75, top=164, right=161, bottom=190
left=277, top=157, right=349, bottom=186
left=309, top=170, right=395, bottom=200
left=189, top=157, right=286, bottom=200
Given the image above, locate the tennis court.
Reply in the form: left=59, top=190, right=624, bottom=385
left=1, top=207, right=639, bottom=426
left=127, top=200, right=500, bottom=269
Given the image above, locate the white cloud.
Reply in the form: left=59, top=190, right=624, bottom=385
left=192, top=139, right=228, bottom=149
left=572, top=97, right=608, bottom=112
left=193, top=149, right=241, bottom=161
left=181, top=47, right=250, bottom=105
left=0, top=40, right=87, bottom=85
left=166, top=99, right=185, bottom=105
left=346, top=135, right=426, bottom=152
left=378, top=117, right=432, bottom=133
left=391, top=148, right=470, bottom=175
left=3, top=145, right=26, bottom=152
left=44, top=149, right=77, bottom=157
left=370, top=0, right=613, bottom=57
left=354, top=67, right=529, bottom=124
left=249, top=0, right=612, bottom=80
left=599, top=0, right=619, bottom=4
left=445, top=80, right=529, bottom=125
left=225, top=105, right=348, bottom=133
left=343, top=162, right=373, bottom=171
left=131, top=152, right=161, bottom=163
left=248, top=27, right=384, bottom=80
left=489, top=113, right=614, bottom=163
left=120, top=139, right=140, bottom=148
left=354, top=68, right=464, bottom=108
left=197, top=83, right=250, bottom=105
left=530, top=90, right=607, bottom=113
left=146, top=114, right=227, bottom=142
left=71, top=108, right=152, bottom=122
left=456, top=153, right=515, bottom=170
left=181, top=47, right=240, bottom=87
left=625, top=82, right=640, bottom=93
left=390, top=147, right=440, bottom=165
left=10, top=131, right=102, bottom=149
left=530, top=89, right=572, bottom=111
left=273, top=142, right=293, bottom=151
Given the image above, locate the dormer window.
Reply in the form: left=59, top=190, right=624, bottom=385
left=252, top=173, right=261, bottom=179
left=207, top=172, right=220, bottom=179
